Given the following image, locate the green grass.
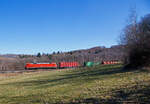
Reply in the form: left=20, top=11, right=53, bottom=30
left=0, top=64, right=150, bottom=104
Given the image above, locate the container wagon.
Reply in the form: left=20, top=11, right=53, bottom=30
left=59, top=62, right=80, bottom=68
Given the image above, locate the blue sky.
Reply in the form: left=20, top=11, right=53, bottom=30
left=0, top=0, right=149, bottom=54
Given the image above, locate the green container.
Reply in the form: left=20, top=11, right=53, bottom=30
left=85, top=61, right=102, bottom=67
left=85, top=62, right=94, bottom=67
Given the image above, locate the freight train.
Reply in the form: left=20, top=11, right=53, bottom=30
left=25, top=62, right=80, bottom=69
left=25, top=61, right=120, bottom=69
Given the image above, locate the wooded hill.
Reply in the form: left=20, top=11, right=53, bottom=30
left=0, top=45, right=124, bottom=71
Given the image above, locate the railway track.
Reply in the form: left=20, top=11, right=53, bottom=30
left=0, top=70, right=37, bottom=74
left=0, top=68, right=74, bottom=74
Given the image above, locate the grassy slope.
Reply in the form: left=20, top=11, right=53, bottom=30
left=0, top=64, right=150, bottom=104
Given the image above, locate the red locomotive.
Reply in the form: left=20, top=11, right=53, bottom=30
left=25, top=63, right=57, bottom=69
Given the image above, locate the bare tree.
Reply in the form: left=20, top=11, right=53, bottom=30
left=120, top=11, right=150, bottom=69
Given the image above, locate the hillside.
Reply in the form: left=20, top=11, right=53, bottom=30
left=48, top=45, right=124, bottom=64
left=0, top=64, right=150, bottom=104
left=0, top=45, right=124, bottom=71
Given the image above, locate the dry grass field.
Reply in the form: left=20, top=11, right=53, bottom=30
left=0, top=64, right=150, bottom=104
